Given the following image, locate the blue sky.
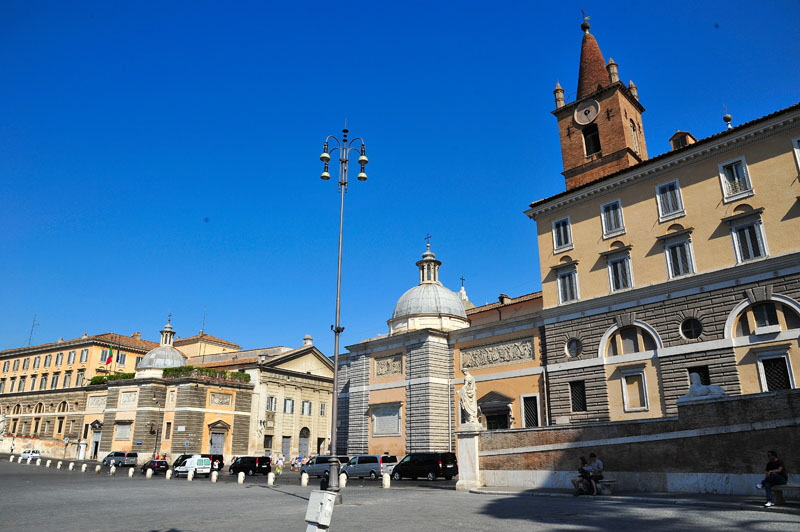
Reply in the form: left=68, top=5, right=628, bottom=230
left=2, top=1, right=798, bottom=353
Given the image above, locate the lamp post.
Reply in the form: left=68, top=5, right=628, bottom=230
left=319, top=127, right=368, bottom=501
left=150, top=395, right=161, bottom=459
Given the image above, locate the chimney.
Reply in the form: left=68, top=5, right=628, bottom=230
left=131, top=332, right=142, bottom=340
left=498, top=294, right=511, bottom=305
left=303, top=334, right=313, bottom=347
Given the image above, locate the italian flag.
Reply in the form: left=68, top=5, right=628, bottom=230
left=105, top=346, right=114, bottom=365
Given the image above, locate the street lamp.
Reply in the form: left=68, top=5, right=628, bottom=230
left=319, top=127, right=368, bottom=501
left=149, top=395, right=161, bottom=459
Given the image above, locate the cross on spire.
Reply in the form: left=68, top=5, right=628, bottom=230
left=460, top=276, right=466, bottom=287
left=424, top=233, right=432, bottom=246
left=167, top=312, right=172, bottom=324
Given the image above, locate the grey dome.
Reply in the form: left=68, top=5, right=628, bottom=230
left=137, top=345, right=186, bottom=370
left=392, top=283, right=467, bottom=320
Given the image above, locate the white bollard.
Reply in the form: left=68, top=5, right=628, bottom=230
left=382, top=473, right=391, bottom=488
left=46, top=460, right=52, bottom=468
left=267, top=472, right=275, bottom=486
left=57, top=461, right=63, bottom=469
left=128, top=467, right=134, bottom=478
left=211, top=471, right=218, bottom=483
left=8, top=455, right=13, bottom=462
left=69, top=462, right=75, bottom=471
left=237, top=471, right=245, bottom=484
left=187, top=470, right=194, bottom=482
left=146, top=468, right=153, bottom=479
left=339, top=472, right=347, bottom=488
left=109, top=466, right=116, bottom=476
left=81, top=464, right=88, bottom=473
left=165, top=469, right=173, bottom=480
left=300, top=472, right=308, bottom=486
left=26, top=457, right=32, bottom=465
left=95, top=465, right=101, bottom=474
left=36, top=459, right=41, bottom=466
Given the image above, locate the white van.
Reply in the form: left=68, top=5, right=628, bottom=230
left=174, top=455, right=212, bottom=477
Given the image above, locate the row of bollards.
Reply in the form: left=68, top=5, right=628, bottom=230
left=8, top=455, right=393, bottom=488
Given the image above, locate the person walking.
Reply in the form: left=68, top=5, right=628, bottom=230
left=757, top=450, right=788, bottom=507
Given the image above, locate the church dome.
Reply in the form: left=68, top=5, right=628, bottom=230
left=388, top=244, right=470, bottom=335
left=136, top=322, right=186, bottom=373
left=392, top=283, right=467, bottom=320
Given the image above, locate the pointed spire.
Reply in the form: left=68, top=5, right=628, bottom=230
left=554, top=82, right=565, bottom=108
left=577, top=20, right=611, bottom=99
left=606, top=57, right=619, bottom=83
left=628, top=80, right=638, bottom=100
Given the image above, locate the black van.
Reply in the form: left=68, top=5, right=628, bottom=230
left=391, top=452, right=458, bottom=481
left=229, top=456, right=271, bottom=476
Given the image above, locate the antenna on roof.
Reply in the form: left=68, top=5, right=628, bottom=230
left=200, top=309, right=206, bottom=335
left=28, top=314, right=38, bottom=346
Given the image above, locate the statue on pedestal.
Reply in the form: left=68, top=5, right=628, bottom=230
left=458, top=372, right=479, bottom=425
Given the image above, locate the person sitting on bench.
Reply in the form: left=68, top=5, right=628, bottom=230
left=757, top=450, right=788, bottom=507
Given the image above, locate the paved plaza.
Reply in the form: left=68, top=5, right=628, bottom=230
left=1, top=459, right=799, bottom=531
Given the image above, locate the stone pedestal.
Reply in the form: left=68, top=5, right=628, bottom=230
left=455, top=424, right=483, bottom=492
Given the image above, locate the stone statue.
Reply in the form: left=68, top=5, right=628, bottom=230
left=677, top=372, right=727, bottom=403
left=458, top=372, right=479, bottom=425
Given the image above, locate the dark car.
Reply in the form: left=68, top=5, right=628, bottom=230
left=172, top=454, right=193, bottom=469
left=203, top=454, right=225, bottom=472
left=391, top=452, right=458, bottom=481
left=229, top=456, right=271, bottom=476
left=140, top=459, right=169, bottom=475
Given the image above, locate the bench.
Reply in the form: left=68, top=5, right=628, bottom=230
left=772, top=484, right=800, bottom=505
left=596, top=479, right=616, bottom=495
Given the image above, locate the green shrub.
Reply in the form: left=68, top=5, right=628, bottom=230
left=162, top=365, right=250, bottom=383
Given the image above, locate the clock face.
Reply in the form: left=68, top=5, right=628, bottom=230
left=574, top=99, right=600, bottom=125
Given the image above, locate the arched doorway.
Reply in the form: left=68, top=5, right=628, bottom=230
left=298, top=427, right=310, bottom=457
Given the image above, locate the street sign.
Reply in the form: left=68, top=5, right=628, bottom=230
left=185, top=441, right=190, bottom=446
left=64, top=437, right=69, bottom=443
left=136, top=441, right=143, bottom=445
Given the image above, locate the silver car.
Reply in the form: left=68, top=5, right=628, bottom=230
left=300, top=456, right=349, bottom=478
left=342, top=454, right=398, bottom=480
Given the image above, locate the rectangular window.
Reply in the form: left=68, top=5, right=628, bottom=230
left=12, top=359, right=19, bottom=371
left=522, top=395, right=539, bottom=427
left=666, top=239, right=694, bottom=278
left=39, top=374, right=48, bottom=390
left=557, top=269, right=578, bottom=303
left=0, top=380, right=4, bottom=394
left=83, top=423, right=90, bottom=439
left=552, top=218, right=573, bottom=252
left=63, top=372, right=72, bottom=388
left=9, top=379, right=15, bottom=393
left=583, top=124, right=601, bottom=156
left=757, top=353, right=794, bottom=391
left=601, top=200, right=625, bottom=237
left=18, top=377, right=25, bottom=391
left=301, top=400, right=312, bottom=416
left=284, top=398, right=294, bottom=414
left=263, top=435, right=273, bottom=449
left=44, top=355, right=51, bottom=368
left=569, top=381, right=587, bottom=412
left=793, top=136, right=800, bottom=170
left=67, top=351, right=76, bottom=364
left=319, top=403, right=327, bottom=417
left=732, top=220, right=767, bottom=263
left=76, top=371, right=85, bottom=387
left=116, top=351, right=126, bottom=365
left=51, top=374, right=59, bottom=389
left=687, top=366, right=710, bottom=386
left=622, top=369, right=648, bottom=411
left=22, top=358, right=30, bottom=370
left=719, top=158, right=753, bottom=200
left=656, top=180, right=684, bottom=220
left=135, top=356, right=143, bottom=368
left=29, top=375, right=37, bottom=391
left=33, top=356, right=40, bottom=369
left=608, top=254, right=632, bottom=291
left=114, top=423, right=131, bottom=440
left=2, top=361, right=8, bottom=372
left=266, top=396, right=277, bottom=412
left=79, top=349, right=88, bottom=363
left=55, top=352, right=63, bottom=366
left=57, top=417, right=65, bottom=434
left=164, top=422, right=172, bottom=440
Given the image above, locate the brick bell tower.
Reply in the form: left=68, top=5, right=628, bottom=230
left=553, top=19, right=648, bottom=190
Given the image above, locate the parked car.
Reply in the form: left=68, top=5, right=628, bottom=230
left=174, top=455, right=212, bottom=477
left=391, top=452, right=458, bottom=481
left=300, top=456, right=350, bottom=478
left=140, top=459, right=169, bottom=475
left=102, top=451, right=139, bottom=467
left=203, top=454, right=225, bottom=472
left=229, top=456, right=271, bottom=476
left=20, top=449, right=41, bottom=460
left=342, top=454, right=398, bottom=480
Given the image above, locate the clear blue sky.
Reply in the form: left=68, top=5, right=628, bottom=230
left=2, top=1, right=798, bottom=353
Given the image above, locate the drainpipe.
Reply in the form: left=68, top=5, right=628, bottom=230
left=539, top=326, right=551, bottom=426
left=447, top=378, right=453, bottom=453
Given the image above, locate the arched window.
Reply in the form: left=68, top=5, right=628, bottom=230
left=57, top=401, right=69, bottom=413
left=12, top=404, right=21, bottom=415
left=607, top=326, right=657, bottom=356
left=34, top=403, right=44, bottom=414
left=630, top=119, right=640, bottom=155
left=734, top=301, right=800, bottom=336
left=583, top=124, right=601, bottom=157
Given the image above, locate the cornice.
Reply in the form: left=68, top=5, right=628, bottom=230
left=526, top=110, right=800, bottom=219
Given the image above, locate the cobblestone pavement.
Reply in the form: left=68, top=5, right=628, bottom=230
left=2, top=459, right=799, bottom=531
